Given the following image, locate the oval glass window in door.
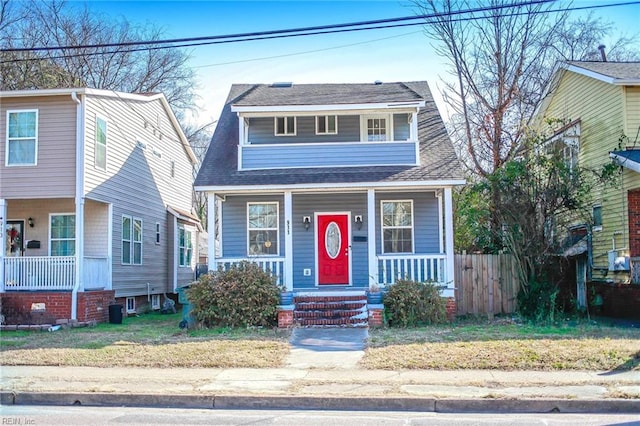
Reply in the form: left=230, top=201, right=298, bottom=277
left=325, top=222, right=341, bottom=259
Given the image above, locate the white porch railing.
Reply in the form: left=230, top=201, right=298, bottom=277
left=377, top=254, right=447, bottom=286
left=215, top=257, right=285, bottom=286
left=4, top=256, right=76, bottom=290
left=83, top=256, right=110, bottom=289
left=3, top=256, right=111, bottom=291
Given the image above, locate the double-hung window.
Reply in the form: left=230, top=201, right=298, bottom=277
left=6, top=110, right=38, bottom=166
left=50, top=214, right=75, bottom=256
left=179, top=225, right=193, bottom=267
left=122, top=215, right=143, bottom=265
left=247, top=202, right=278, bottom=256
left=316, top=115, right=337, bottom=135
left=95, top=116, right=107, bottom=170
left=275, top=116, right=296, bottom=136
left=381, top=201, right=414, bottom=253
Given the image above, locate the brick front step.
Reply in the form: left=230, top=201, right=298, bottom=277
left=292, top=293, right=369, bottom=328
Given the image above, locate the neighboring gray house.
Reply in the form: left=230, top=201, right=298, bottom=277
left=1, top=88, right=199, bottom=323
left=195, top=82, right=464, bottom=307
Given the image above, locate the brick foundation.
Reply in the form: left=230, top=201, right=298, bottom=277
left=629, top=189, right=640, bottom=257
left=368, top=307, right=384, bottom=327
left=445, top=297, right=456, bottom=321
left=277, top=308, right=294, bottom=328
left=1, top=290, right=115, bottom=325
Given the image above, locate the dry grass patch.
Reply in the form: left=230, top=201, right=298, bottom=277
left=364, top=320, right=640, bottom=371
left=1, top=312, right=289, bottom=368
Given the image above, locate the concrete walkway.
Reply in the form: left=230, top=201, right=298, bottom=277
left=286, top=327, right=367, bottom=369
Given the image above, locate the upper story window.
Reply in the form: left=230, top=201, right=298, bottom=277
left=362, top=115, right=390, bottom=142
left=247, top=202, right=279, bottom=256
left=593, top=205, right=603, bottom=232
left=381, top=200, right=414, bottom=253
left=95, top=116, right=107, bottom=170
left=6, top=110, right=38, bottom=166
left=316, top=115, right=337, bottom=135
left=544, top=120, right=580, bottom=172
left=275, top=116, right=296, bottom=136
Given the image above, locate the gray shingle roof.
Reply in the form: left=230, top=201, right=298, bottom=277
left=194, top=81, right=464, bottom=189
left=568, top=61, right=640, bottom=81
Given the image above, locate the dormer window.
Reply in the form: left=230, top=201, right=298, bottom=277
left=316, top=115, right=337, bottom=135
left=361, top=114, right=391, bottom=142
left=275, top=116, right=296, bottom=136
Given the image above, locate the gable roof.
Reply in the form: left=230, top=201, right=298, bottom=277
left=535, top=61, right=640, bottom=120
left=0, top=87, right=197, bottom=164
left=194, top=81, right=464, bottom=190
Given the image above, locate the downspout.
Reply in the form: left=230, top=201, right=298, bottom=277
left=71, top=91, right=85, bottom=321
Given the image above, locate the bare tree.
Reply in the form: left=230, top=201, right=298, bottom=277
left=183, top=121, right=217, bottom=228
left=0, top=0, right=196, bottom=117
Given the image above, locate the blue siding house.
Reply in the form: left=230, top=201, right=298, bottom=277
left=194, top=82, right=464, bottom=300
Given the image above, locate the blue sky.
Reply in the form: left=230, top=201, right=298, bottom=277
left=87, top=1, right=640, bottom=125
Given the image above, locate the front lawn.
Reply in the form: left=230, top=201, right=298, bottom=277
left=0, top=312, right=289, bottom=368
left=363, top=319, right=640, bottom=371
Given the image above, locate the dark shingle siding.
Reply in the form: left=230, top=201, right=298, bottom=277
left=194, top=82, right=464, bottom=188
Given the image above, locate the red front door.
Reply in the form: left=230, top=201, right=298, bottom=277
left=317, top=214, right=350, bottom=285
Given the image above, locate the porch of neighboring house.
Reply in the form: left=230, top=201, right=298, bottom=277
left=1, top=198, right=113, bottom=325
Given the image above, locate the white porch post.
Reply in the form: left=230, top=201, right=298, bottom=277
left=284, top=191, right=293, bottom=291
left=107, top=203, right=113, bottom=290
left=443, top=187, right=455, bottom=297
left=207, top=192, right=217, bottom=272
left=367, top=189, right=378, bottom=288
left=0, top=199, right=6, bottom=292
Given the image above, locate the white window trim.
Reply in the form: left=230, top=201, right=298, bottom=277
left=178, top=224, right=195, bottom=267
left=247, top=202, right=280, bottom=256
left=380, top=200, right=415, bottom=254
left=126, top=297, right=136, bottom=314
left=360, top=114, right=393, bottom=142
left=6, top=109, right=38, bottom=167
left=315, top=115, right=338, bottom=135
left=151, top=294, right=161, bottom=310
left=121, top=215, right=143, bottom=265
left=48, top=212, right=76, bottom=256
left=95, top=114, right=108, bottom=171
left=274, top=116, right=296, bottom=136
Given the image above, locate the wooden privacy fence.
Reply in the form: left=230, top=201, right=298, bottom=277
left=454, top=254, right=521, bottom=317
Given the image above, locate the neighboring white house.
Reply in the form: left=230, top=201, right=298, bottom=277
left=1, top=88, right=199, bottom=323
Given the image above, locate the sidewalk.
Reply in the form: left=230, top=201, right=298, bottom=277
left=2, top=365, right=639, bottom=412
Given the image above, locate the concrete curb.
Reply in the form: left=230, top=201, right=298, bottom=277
left=3, top=391, right=640, bottom=413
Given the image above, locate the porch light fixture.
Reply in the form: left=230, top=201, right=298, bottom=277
left=355, top=215, right=363, bottom=230
left=302, top=216, right=311, bottom=231
left=28, top=217, right=34, bottom=228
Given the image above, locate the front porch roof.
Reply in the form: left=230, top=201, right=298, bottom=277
left=610, top=149, right=640, bottom=173
left=194, top=82, right=464, bottom=190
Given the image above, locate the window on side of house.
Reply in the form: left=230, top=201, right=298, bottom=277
left=274, top=116, right=296, bottom=136
left=381, top=200, right=414, bottom=253
left=543, top=121, right=580, bottom=172
left=247, top=202, right=279, bottom=256
left=362, top=115, right=389, bottom=142
left=179, top=225, right=193, bottom=267
left=151, top=294, right=161, bottom=310
left=50, top=214, right=75, bottom=256
left=126, top=297, right=136, bottom=313
left=593, top=205, right=603, bottom=232
left=7, top=109, right=38, bottom=166
left=95, top=116, right=107, bottom=170
left=315, top=115, right=338, bottom=135
left=122, top=215, right=143, bottom=265
left=155, top=222, right=161, bottom=244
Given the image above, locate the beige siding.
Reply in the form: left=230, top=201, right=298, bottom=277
left=625, top=86, right=640, bottom=140
left=83, top=94, right=194, bottom=297
left=541, top=71, right=633, bottom=278
left=0, top=96, right=76, bottom=198
left=84, top=199, right=110, bottom=257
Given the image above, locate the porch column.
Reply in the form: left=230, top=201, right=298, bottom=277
left=207, top=192, right=217, bottom=272
left=443, top=187, right=455, bottom=298
left=284, top=191, right=293, bottom=291
left=367, top=189, right=378, bottom=288
left=0, top=199, right=6, bottom=292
